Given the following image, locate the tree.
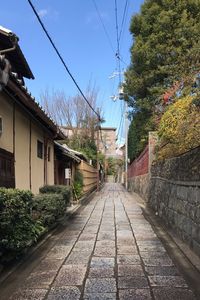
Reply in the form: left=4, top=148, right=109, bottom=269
left=40, top=83, right=103, bottom=162
left=124, top=0, right=200, bottom=161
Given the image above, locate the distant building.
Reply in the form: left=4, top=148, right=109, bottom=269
left=61, top=126, right=119, bottom=158
left=98, top=127, right=117, bottom=158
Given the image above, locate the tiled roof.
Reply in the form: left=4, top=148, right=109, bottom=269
left=54, top=141, right=81, bottom=163
left=0, top=25, right=34, bottom=80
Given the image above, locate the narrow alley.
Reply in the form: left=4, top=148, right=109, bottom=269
left=0, top=184, right=197, bottom=300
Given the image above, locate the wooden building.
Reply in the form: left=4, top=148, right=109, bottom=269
left=0, top=26, right=65, bottom=193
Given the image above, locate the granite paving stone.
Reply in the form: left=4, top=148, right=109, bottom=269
left=142, top=256, right=174, bottom=267
left=78, top=234, right=97, bottom=241
left=46, top=246, right=72, bottom=259
left=138, top=245, right=166, bottom=252
left=118, top=264, right=145, bottom=277
left=148, top=275, right=188, bottom=288
left=94, top=246, right=115, bottom=257
left=84, top=278, right=117, bottom=293
left=47, top=287, right=81, bottom=300
left=90, top=257, right=115, bottom=268
left=97, top=231, right=115, bottom=240
left=117, top=245, right=138, bottom=255
left=117, top=254, right=141, bottom=265
left=65, top=251, right=91, bottom=264
left=140, top=252, right=171, bottom=259
left=73, top=241, right=95, bottom=251
left=95, top=240, right=115, bottom=249
left=22, top=271, right=57, bottom=288
left=88, top=267, right=115, bottom=278
left=32, top=258, right=64, bottom=272
left=9, top=289, right=48, bottom=300
left=119, top=288, right=152, bottom=300
left=117, top=238, right=136, bottom=246
left=145, top=266, right=180, bottom=276
left=118, top=276, right=149, bottom=289
left=84, top=293, right=116, bottom=300
left=152, top=287, right=196, bottom=300
left=53, top=264, right=87, bottom=286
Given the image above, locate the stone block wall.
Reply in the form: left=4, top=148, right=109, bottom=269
left=128, top=174, right=149, bottom=201
left=149, top=146, right=200, bottom=256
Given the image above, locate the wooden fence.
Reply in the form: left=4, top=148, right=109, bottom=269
left=77, top=160, right=97, bottom=194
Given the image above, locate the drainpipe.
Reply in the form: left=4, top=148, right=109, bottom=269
left=0, top=44, right=17, bottom=55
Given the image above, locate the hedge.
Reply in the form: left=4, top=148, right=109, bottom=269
left=0, top=185, right=72, bottom=262
left=32, top=193, right=66, bottom=227
left=39, top=185, right=71, bottom=206
left=0, top=188, right=44, bottom=261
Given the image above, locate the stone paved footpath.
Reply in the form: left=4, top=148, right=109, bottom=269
left=4, top=184, right=197, bottom=300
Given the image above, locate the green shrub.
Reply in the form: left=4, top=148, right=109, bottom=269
left=0, top=188, right=44, bottom=261
left=33, top=193, right=66, bottom=227
left=39, top=185, right=71, bottom=206
left=157, top=95, right=200, bottom=159
left=73, top=171, right=83, bottom=198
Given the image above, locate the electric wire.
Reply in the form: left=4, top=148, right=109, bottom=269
left=119, top=0, right=129, bottom=42
left=27, top=0, right=101, bottom=121
left=92, top=0, right=115, bottom=55
left=114, top=0, right=122, bottom=86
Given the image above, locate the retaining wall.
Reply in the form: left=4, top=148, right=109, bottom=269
left=149, top=146, right=200, bottom=256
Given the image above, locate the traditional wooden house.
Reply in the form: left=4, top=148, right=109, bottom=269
left=0, top=26, right=66, bottom=193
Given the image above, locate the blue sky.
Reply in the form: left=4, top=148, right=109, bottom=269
left=0, top=0, right=144, bottom=143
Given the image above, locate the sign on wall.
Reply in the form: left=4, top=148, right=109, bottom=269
left=65, top=168, right=71, bottom=179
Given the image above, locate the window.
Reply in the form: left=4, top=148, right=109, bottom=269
left=48, top=146, right=51, bottom=162
left=0, top=117, right=2, bottom=134
left=37, top=140, right=43, bottom=159
left=0, top=148, right=15, bottom=188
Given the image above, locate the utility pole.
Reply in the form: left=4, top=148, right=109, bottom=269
left=119, top=88, right=128, bottom=190
left=125, top=100, right=128, bottom=190
left=96, top=111, right=100, bottom=192
left=109, top=72, right=129, bottom=189
left=96, top=125, right=100, bottom=191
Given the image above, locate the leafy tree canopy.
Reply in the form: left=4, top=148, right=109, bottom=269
left=125, top=0, right=200, bottom=106
left=125, top=0, right=200, bottom=162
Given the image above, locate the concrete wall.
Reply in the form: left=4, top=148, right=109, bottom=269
left=149, top=147, right=200, bottom=256
left=0, top=91, right=54, bottom=194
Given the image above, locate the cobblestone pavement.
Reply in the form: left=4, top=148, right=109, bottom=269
left=5, top=184, right=197, bottom=299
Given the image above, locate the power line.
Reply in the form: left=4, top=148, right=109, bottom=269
left=92, top=0, right=115, bottom=55
left=119, top=0, right=129, bottom=42
left=114, top=0, right=122, bottom=85
left=27, top=0, right=101, bottom=121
